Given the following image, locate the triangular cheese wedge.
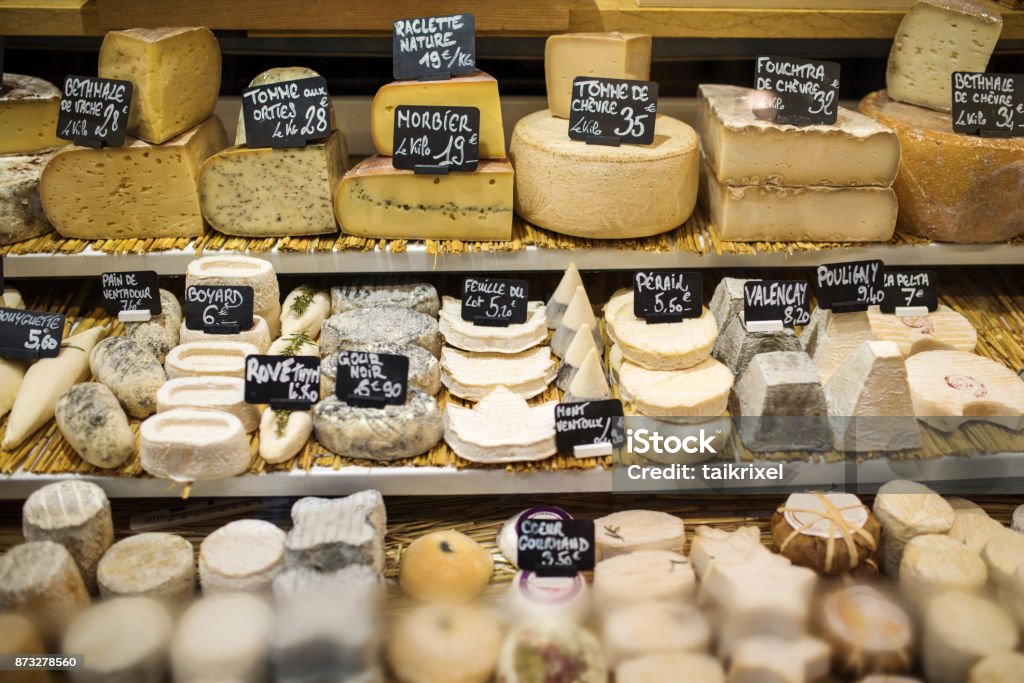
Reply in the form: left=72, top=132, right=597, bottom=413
left=440, top=346, right=555, bottom=401
left=552, top=286, right=601, bottom=358
left=546, top=262, right=584, bottom=330
left=556, top=323, right=600, bottom=391
left=564, top=348, right=611, bottom=402
left=439, top=296, right=547, bottom=354
left=444, top=386, right=557, bottom=462
left=867, top=306, right=977, bottom=356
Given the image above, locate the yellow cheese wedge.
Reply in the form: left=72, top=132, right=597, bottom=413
left=544, top=33, right=652, bottom=119
left=0, top=74, right=64, bottom=155
left=866, top=306, right=977, bottom=356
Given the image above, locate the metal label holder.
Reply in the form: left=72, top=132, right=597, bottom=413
left=343, top=394, right=388, bottom=409
left=269, top=398, right=313, bottom=412
left=413, top=164, right=451, bottom=175
left=202, top=322, right=241, bottom=335
left=472, top=315, right=512, bottom=328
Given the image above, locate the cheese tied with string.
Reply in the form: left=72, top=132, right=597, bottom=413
left=771, top=492, right=881, bottom=575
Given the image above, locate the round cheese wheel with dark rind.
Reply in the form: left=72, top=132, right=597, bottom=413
left=312, top=391, right=443, bottom=462
left=321, top=306, right=441, bottom=359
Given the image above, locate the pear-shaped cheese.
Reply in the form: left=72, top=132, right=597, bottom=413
left=258, top=409, right=312, bottom=464
left=90, top=336, right=167, bottom=418
left=441, top=346, right=555, bottom=401
left=179, top=314, right=272, bottom=353
left=280, top=286, right=330, bottom=339
left=439, top=296, right=547, bottom=354
left=605, top=292, right=717, bottom=371
left=444, top=387, right=557, bottom=463
left=546, top=262, right=584, bottom=329
left=552, top=286, right=601, bottom=358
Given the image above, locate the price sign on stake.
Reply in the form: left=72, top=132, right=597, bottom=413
left=100, top=271, right=161, bottom=320
left=392, top=13, right=475, bottom=81
left=516, top=518, right=595, bottom=577
left=244, top=355, right=321, bottom=410
left=952, top=72, right=1024, bottom=138
left=568, top=77, right=658, bottom=146
left=56, top=75, right=133, bottom=148
left=392, top=105, right=479, bottom=173
left=461, top=277, right=528, bottom=327
left=754, top=56, right=840, bottom=126
left=184, top=285, right=254, bottom=334
left=744, top=280, right=811, bottom=332
left=633, top=270, right=702, bottom=323
left=816, top=260, right=884, bottom=313
left=335, top=350, right=409, bottom=408
left=241, top=76, right=331, bottom=149
left=0, top=308, right=65, bottom=360
left=555, top=400, right=625, bottom=458
left=880, top=269, right=938, bottom=316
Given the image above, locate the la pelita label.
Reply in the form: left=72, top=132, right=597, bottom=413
left=0, top=308, right=65, bottom=360
left=334, top=350, right=409, bottom=408
left=244, top=355, right=321, bottom=408
left=880, top=269, right=939, bottom=314
left=392, top=105, right=479, bottom=173
left=56, top=75, right=133, bottom=148
left=184, top=285, right=255, bottom=333
left=241, top=76, right=331, bottom=149
left=952, top=72, right=1024, bottom=137
left=568, top=76, right=658, bottom=146
left=743, top=280, right=811, bottom=328
left=816, top=260, right=884, bottom=312
left=392, top=13, right=475, bottom=81
left=754, top=56, right=840, bottom=126
left=516, top=517, right=596, bottom=577
left=461, top=277, right=529, bottom=326
left=100, top=271, right=162, bottom=317
left=633, top=270, right=702, bottom=323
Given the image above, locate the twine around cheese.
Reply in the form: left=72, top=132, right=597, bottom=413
left=778, top=493, right=877, bottom=572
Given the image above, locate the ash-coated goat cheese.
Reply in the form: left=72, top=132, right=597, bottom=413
left=284, top=491, right=387, bottom=574
left=124, top=289, right=182, bottom=364
left=564, top=348, right=611, bottom=401
left=321, top=306, right=441, bottom=358
left=97, top=533, right=196, bottom=603
left=199, top=519, right=286, bottom=595
left=89, top=336, right=167, bottom=418
left=312, top=392, right=444, bottom=462
left=55, top=382, right=136, bottom=469
left=331, top=282, right=440, bottom=317
left=322, top=340, right=440, bottom=398
left=139, top=407, right=251, bottom=481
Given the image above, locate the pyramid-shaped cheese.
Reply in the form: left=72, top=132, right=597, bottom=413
left=444, top=387, right=557, bottom=463
left=556, top=323, right=600, bottom=391
left=552, top=286, right=601, bottom=358
left=546, top=263, right=584, bottom=329
left=806, top=309, right=877, bottom=383
left=565, top=349, right=611, bottom=402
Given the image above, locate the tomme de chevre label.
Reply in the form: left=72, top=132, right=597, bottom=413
left=0, top=308, right=65, bottom=359
left=242, top=76, right=331, bottom=149
left=633, top=270, right=702, bottom=323
left=952, top=72, right=1024, bottom=137
left=816, top=260, right=884, bottom=312
left=392, top=105, right=479, bottom=172
left=568, top=76, right=658, bottom=145
left=184, top=285, right=255, bottom=333
left=461, top=277, right=529, bottom=326
left=516, top=517, right=595, bottom=577
left=56, top=75, right=133, bottom=147
left=100, top=271, right=161, bottom=317
left=880, top=269, right=938, bottom=314
left=244, top=355, right=320, bottom=407
left=554, top=399, right=625, bottom=455
left=743, top=280, right=811, bottom=328
left=334, top=350, right=409, bottom=408
left=392, top=14, right=475, bottom=81
left=754, top=56, right=840, bottom=126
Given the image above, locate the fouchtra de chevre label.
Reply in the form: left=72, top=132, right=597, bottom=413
left=100, top=271, right=161, bottom=317
left=880, top=269, right=938, bottom=315
left=633, top=270, right=702, bottom=323
left=568, top=77, right=658, bottom=146
left=392, top=13, right=475, bottom=81
left=461, top=277, right=528, bottom=327
left=0, top=308, right=65, bottom=360
left=516, top=517, right=595, bottom=577
left=335, top=350, right=409, bottom=408
left=816, top=260, right=884, bottom=312
left=755, top=56, right=840, bottom=126
left=952, top=72, right=1024, bottom=137
left=242, top=76, right=331, bottom=149
left=744, top=280, right=811, bottom=328
left=184, top=285, right=255, bottom=334
left=555, top=399, right=625, bottom=456
left=56, top=75, right=133, bottom=148
left=244, top=355, right=321, bottom=408
left=392, top=105, right=479, bottom=173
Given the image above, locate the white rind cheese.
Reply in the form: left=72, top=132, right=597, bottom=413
left=199, top=519, right=286, bottom=595
left=970, top=652, right=1024, bottom=683
left=312, top=392, right=443, bottom=462
left=139, top=408, right=251, bottom=481
left=156, top=376, right=259, bottom=433
left=164, top=340, right=260, bottom=379
left=170, top=593, right=274, bottom=683
left=281, top=287, right=331, bottom=339
left=602, top=603, right=710, bottom=667
left=820, top=585, right=914, bottom=679
left=564, top=348, right=611, bottom=401
left=444, top=387, right=557, bottom=463
left=441, top=346, right=556, bottom=401
left=547, top=263, right=584, bottom=329
left=185, top=255, right=281, bottom=336
left=804, top=308, right=876, bottom=383
left=552, top=286, right=602, bottom=359
left=125, top=289, right=182, bottom=364
left=62, top=596, right=172, bottom=683
left=285, top=491, right=386, bottom=574
left=948, top=501, right=1004, bottom=555
left=331, top=282, right=440, bottom=317
left=0, top=150, right=57, bottom=246
left=689, top=525, right=770, bottom=580
left=178, top=314, right=272, bottom=353
left=89, top=336, right=167, bottom=418
left=618, top=357, right=733, bottom=419
left=594, top=509, right=685, bottom=560
left=593, top=550, right=696, bottom=614
left=97, top=532, right=195, bottom=602
left=258, top=409, right=312, bottom=464
left=556, top=323, right=601, bottom=391
left=267, top=333, right=319, bottom=357
left=55, top=382, right=136, bottom=470
left=873, top=480, right=956, bottom=577
left=497, top=507, right=572, bottom=568
left=605, top=293, right=718, bottom=371
left=508, top=570, right=591, bottom=625
left=0, top=541, right=89, bottom=639
left=980, top=527, right=1024, bottom=589
left=322, top=306, right=441, bottom=358
left=866, top=306, right=977, bottom=356
left=922, top=592, right=1018, bottom=683
left=439, top=296, right=548, bottom=354
left=900, top=534, right=988, bottom=612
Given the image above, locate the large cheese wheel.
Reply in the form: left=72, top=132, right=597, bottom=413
left=510, top=109, right=699, bottom=239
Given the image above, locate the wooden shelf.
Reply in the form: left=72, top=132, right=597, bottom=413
left=0, top=0, right=99, bottom=36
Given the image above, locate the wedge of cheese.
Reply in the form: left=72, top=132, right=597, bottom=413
left=444, top=387, right=557, bottom=463
left=545, top=33, right=652, bottom=119
left=439, top=296, right=547, bottom=354
left=441, top=346, right=556, bottom=401
left=0, top=150, right=57, bottom=246
left=565, top=348, right=611, bottom=402
left=605, top=293, right=718, bottom=371
left=867, top=306, right=977, bottom=356
left=185, top=255, right=281, bottom=336
left=0, top=74, right=63, bottom=154
left=556, top=323, right=600, bottom=391
left=139, top=408, right=251, bottom=481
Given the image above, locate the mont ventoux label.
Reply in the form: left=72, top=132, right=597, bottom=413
left=184, top=285, right=255, bottom=333
left=242, top=76, right=331, bottom=149
left=244, top=355, right=321, bottom=407
left=335, top=350, right=409, bottom=408
left=56, top=75, right=133, bottom=148
left=744, top=280, right=811, bottom=328
left=392, top=105, right=479, bottom=173
left=0, top=308, right=65, bottom=360
left=568, top=77, right=658, bottom=145
left=880, top=269, right=938, bottom=314
left=100, top=271, right=162, bottom=317
left=461, top=277, right=529, bottom=326
left=392, top=13, right=475, bottom=81
left=754, top=56, right=840, bottom=126
left=633, top=270, right=702, bottom=323
left=952, top=72, right=1024, bottom=137
left=554, top=399, right=625, bottom=456
left=516, top=517, right=596, bottom=577
left=816, top=260, right=885, bottom=312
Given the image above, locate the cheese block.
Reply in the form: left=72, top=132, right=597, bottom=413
left=552, top=286, right=602, bottom=358
left=89, top=336, right=166, bottom=418
left=62, top=596, right=172, bottom=683
left=970, top=652, right=1024, bottom=683
left=387, top=604, right=502, bottom=683
left=156, top=376, right=259, bottom=433
left=949, top=503, right=1005, bottom=555
left=335, top=155, right=514, bottom=241
left=170, top=593, right=274, bottom=683
left=728, top=636, right=831, bottom=683
left=259, top=409, right=312, bottom=464
left=234, top=66, right=337, bottom=146
left=185, top=255, right=281, bottom=336
left=139, top=407, right=251, bottom=481
left=40, top=117, right=228, bottom=240
left=618, top=357, right=733, bottom=420
left=497, top=621, right=606, bottom=683
left=922, top=593, right=1018, bottom=683
left=859, top=90, right=1024, bottom=242
left=179, top=314, right=271, bottom=353
left=697, top=83, right=900, bottom=187
left=371, top=71, right=505, bottom=158
left=545, top=33, right=652, bottom=119
left=444, top=387, right=557, bottom=463
left=981, top=527, right=1024, bottom=588
left=285, top=491, right=386, bottom=574
left=98, top=27, right=221, bottom=144
left=511, top=110, right=699, bottom=238
left=440, top=296, right=547, bottom=354
left=322, top=340, right=440, bottom=398
left=866, top=307, right=977, bottom=356
left=281, top=286, right=330, bottom=339
left=900, top=534, right=988, bottom=611
left=713, top=315, right=801, bottom=379
left=0, top=74, right=63, bottom=154
left=124, top=289, right=182, bottom=364
left=322, top=306, right=441, bottom=358
left=804, top=309, right=876, bottom=383
left=905, top=350, right=1024, bottom=432
left=331, top=282, right=440, bottom=317
left=565, top=348, right=611, bottom=401
left=605, top=293, right=717, bottom=371
left=771, top=492, right=881, bottom=575
left=22, top=481, right=113, bottom=593
left=617, top=653, right=725, bottom=683
left=271, top=564, right=384, bottom=606
left=497, top=506, right=573, bottom=568
left=0, top=542, right=89, bottom=639
left=267, top=332, right=319, bottom=357
left=702, top=161, right=899, bottom=242
left=54, top=382, right=135, bottom=470
left=164, top=340, right=260, bottom=379
left=2, top=325, right=108, bottom=452
left=710, top=277, right=755, bottom=328
left=312, top=391, right=443, bottom=461
left=441, top=345, right=556, bottom=401
left=593, top=550, right=696, bottom=613
left=399, top=529, right=494, bottom=603
left=508, top=570, right=591, bottom=625
left=556, top=323, right=601, bottom=391
left=886, top=0, right=1002, bottom=112
left=820, top=585, right=914, bottom=678
left=874, top=480, right=956, bottom=577
left=593, top=509, right=685, bottom=560
left=97, top=532, right=195, bottom=602
left=547, top=263, right=585, bottom=329
left=199, top=519, right=286, bottom=595
left=689, top=525, right=771, bottom=579
left=0, top=613, right=49, bottom=683
left=0, top=150, right=57, bottom=246
left=603, top=603, right=710, bottom=667
left=200, top=131, right=347, bottom=237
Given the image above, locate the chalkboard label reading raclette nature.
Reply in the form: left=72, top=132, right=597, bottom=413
left=392, top=14, right=476, bottom=81
left=952, top=72, right=1024, bottom=137
left=56, top=75, right=133, bottom=148
left=184, top=285, right=255, bottom=334
left=555, top=400, right=625, bottom=457
left=816, top=260, right=884, bottom=313
left=461, top=277, right=529, bottom=327
left=633, top=270, right=702, bottom=323
left=755, top=56, right=840, bottom=126
left=743, top=280, right=811, bottom=329
left=335, top=350, right=409, bottom=408
left=880, top=269, right=938, bottom=315
left=516, top=517, right=596, bottom=577
left=100, top=271, right=162, bottom=318
left=0, top=308, right=65, bottom=360
left=244, top=355, right=321, bottom=409
left=241, top=76, right=331, bottom=149
left=568, top=77, right=658, bottom=146
left=392, top=105, right=479, bottom=173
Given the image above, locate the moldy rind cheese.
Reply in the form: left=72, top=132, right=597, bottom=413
left=545, top=33, right=652, bottom=120
left=0, top=150, right=57, bottom=246
left=0, top=74, right=64, bottom=155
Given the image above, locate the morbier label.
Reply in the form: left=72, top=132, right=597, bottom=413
left=755, top=56, right=840, bottom=126
left=816, top=260, right=884, bottom=312
left=568, top=76, right=658, bottom=146
left=100, top=271, right=161, bottom=317
left=633, top=270, right=702, bottom=323
left=880, top=269, right=938, bottom=315
left=461, top=277, right=528, bottom=326
left=516, top=517, right=595, bottom=577
left=244, top=355, right=321, bottom=408
left=242, top=76, right=331, bottom=149
left=184, top=285, right=254, bottom=333
left=392, top=13, right=476, bottom=81
left=952, top=72, right=1024, bottom=138
left=392, top=105, right=479, bottom=173
left=744, top=280, right=811, bottom=328
left=0, top=308, right=64, bottom=360
left=56, top=75, right=133, bottom=148
left=555, top=399, right=625, bottom=456
left=334, top=350, right=409, bottom=408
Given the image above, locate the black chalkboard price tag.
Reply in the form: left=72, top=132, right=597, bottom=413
left=392, top=13, right=476, bottom=81
left=516, top=517, right=595, bottom=577
left=952, top=72, right=1024, bottom=138
left=461, top=277, right=528, bottom=327
left=743, top=280, right=811, bottom=331
left=555, top=399, right=625, bottom=458
left=56, top=75, right=133, bottom=148
left=100, top=271, right=161, bottom=320
left=241, top=76, right=331, bottom=149
left=335, top=350, right=409, bottom=408
left=0, top=308, right=65, bottom=360
left=392, top=105, right=479, bottom=173
left=816, top=260, right=885, bottom=313
left=184, top=285, right=254, bottom=334
left=633, top=270, right=702, bottom=323
left=244, top=355, right=321, bottom=410
left=754, top=56, right=840, bottom=126
left=568, top=77, right=658, bottom=146
left=880, top=269, right=938, bottom=316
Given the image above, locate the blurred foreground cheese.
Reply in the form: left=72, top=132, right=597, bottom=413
left=0, top=74, right=63, bottom=155
left=544, top=33, right=652, bottom=119
left=40, top=117, right=227, bottom=239
left=905, top=350, right=1024, bottom=431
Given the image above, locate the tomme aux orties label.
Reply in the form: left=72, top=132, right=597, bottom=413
left=241, top=76, right=331, bottom=149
